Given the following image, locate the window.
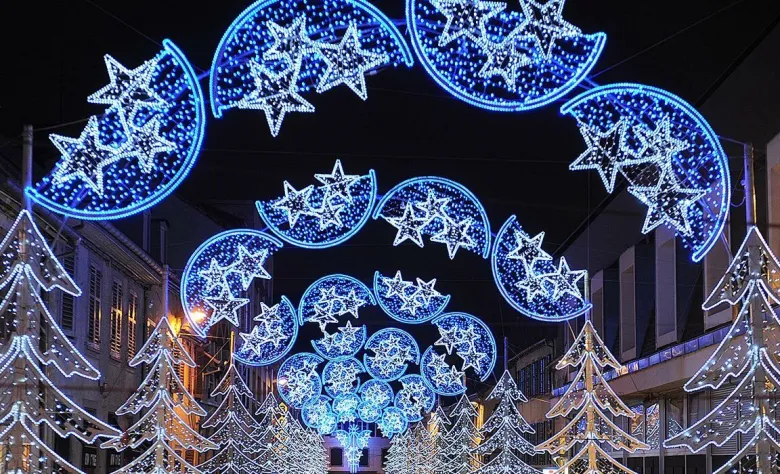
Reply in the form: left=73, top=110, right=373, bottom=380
left=110, top=281, right=123, bottom=360
left=381, top=448, right=389, bottom=467
left=87, top=266, right=102, bottom=350
left=359, top=448, right=369, bottom=467
left=330, top=448, right=343, bottom=466
left=61, top=252, right=76, bottom=331
left=127, top=294, right=138, bottom=359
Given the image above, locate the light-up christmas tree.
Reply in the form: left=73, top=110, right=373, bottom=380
left=664, top=225, right=780, bottom=473
left=472, top=371, right=539, bottom=474
left=413, top=421, right=436, bottom=474
left=384, top=429, right=412, bottom=474
left=429, top=405, right=451, bottom=474
left=198, top=359, right=261, bottom=474
left=537, top=320, right=648, bottom=474
left=102, top=314, right=216, bottom=473
left=0, top=210, right=120, bottom=473
left=439, top=395, right=481, bottom=474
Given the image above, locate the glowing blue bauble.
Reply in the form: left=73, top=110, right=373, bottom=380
left=373, top=271, right=450, bottom=324
left=562, top=83, right=731, bottom=262
left=181, top=229, right=282, bottom=336
left=357, top=401, right=382, bottom=423
left=378, top=406, right=409, bottom=438
left=234, top=297, right=300, bottom=366
left=333, top=393, right=362, bottom=423
left=298, top=274, right=376, bottom=331
left=394, top=374, right=436, bottom=422
left=311, top=321, right=368, bottom=360
left=322, top=356, right=364, bottom=397
left=258, top=160, right=378, bottom=248
left=406, top=0, right=605, bottom=111
left=420, top=347, right=467, bottom=396
left=278, top=352, right=324, bottom=407
left=359, top=379, right=394, bottom=409
left=210, top=0, right=414, bottom=136
left=363, top=328, right=421, bottom=381
left=492, top=215, right=590, bottom=322
left=302, top=395, right=334, bottom=431
left=30, top=40, right=206, bottom=220
left=373, top=177, right=491, bottom=259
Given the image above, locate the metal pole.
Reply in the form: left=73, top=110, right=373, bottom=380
left=22, top=125, right=33, bottom=212
left=584, top=273, right=591, bottom=324
left=503, top=336, right=508, bottom=374
left=744, top=143, right=757, bottom=229
left=163, top=265, right=170, bottom=318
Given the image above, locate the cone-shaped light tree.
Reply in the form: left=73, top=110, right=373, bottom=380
left=198, top=359, right=261, bottom=474
left=439, top=395, right=482, bottom=474
left=102, top=314, right=216, bottom=473
left=472, top=371, right=539, bottom=474
left=0, top=210, right=120, bottom=473
left=664, top=226, right=780, bottom=473
left=384, top=429, right=412, bottom=474
left=536, top=320, right=648, bottom=474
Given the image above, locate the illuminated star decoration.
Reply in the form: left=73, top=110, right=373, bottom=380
left=364, top=329, right=419, bottom=381
left=374, top=271, right=450, bottom=324
left=395, top=375, right=435, bottom=422
left=628, top=167, right=707, bottom=236
left=316, top=23, right=389, bottom=100
left=299, top=275, right=375, bottom=332
left=429, top=312, right=496, bottom=383
left=204, top=291, right=250, bottom=326
left=237, top=58, right=314, bottom=138
left=425, top=351, right=466, bottom=393
left=314, top=320, right=365, bottom=358
left=430, top=0, right=506, bottom=46
left=430, top=216, right=476, bottom=259
left=314, top=160, right=360, bottom=203
left=198, top=259, right=230, bottom=293
left=384, top=202, right=427, bottom=247
left=87, top=55, right=166, bottom=114
left=476, top=32, right=533, bottom=90
left=569, top=120, right=635, bottom=193
left=263, top=16, right=317, bottom=62
left=506, top=229, right=552, bottom=269
left=282, top=358, right=322, bottom=406
left=323, top=357, right=363, bottom=397
left=228, top=244, right=271, bottom=290
left=272, top=181, right=315, bottom=227
left=518, top=0, right=581, bottom=60
left=116, top=114, right=176, bottom=174
left=544, top=258, right=586, bottom=302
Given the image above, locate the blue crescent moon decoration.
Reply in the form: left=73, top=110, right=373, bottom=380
left=492, top=215, right=590, bottom=322
left=311, top=321, right=368, bottom=360
left=181, top=229, right=283, bottom=337
left=278, top=352, right=325, bottom=407
left=394, top=374, right=436, bottom=422
left=373, top=271, right=450, bottom=324
left=322, top=356, right=365, bottom=398
left=561, top=83, right=731, bottom=262
left=359, top=379, right=394, bottom=409
left=373, top=177, right=491, bottom=259
left=298, top=274, right=376, bottom=329
left=209, top=0, right=414, bottom=136
left=432, top=312, right=497, bottom=381
left=234, top=296, right=300, bottom=366
left=333, top=393, right=362, bottom=423
left=29, top=40, right=206, bottom=220
left=302, top=395, right=334, bottom=430
left=363, top=328, right=421, bottom=381
left=420, top=346, right=467, bottom=396
left=406, top=0, right=606, bottom=112
left=257, top=160, right=378, bottom=249
left=378, top=406, right=409, bottom=438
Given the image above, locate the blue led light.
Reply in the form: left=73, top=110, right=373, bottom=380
left=234, top=296, right=300, bottom=366
left=406, top=0, right=605, bottom=112
left=491, top=215, right=590, bottom=322
left=373, top=271, right=450, bottom=324
left=298, top=274, right=376, bottom=329
left=209, top=0, right=414, bottom=136
left=431, top=312, right=497, bottom=381
left=257, top=160, right=378, bottom=249
left=420, top=346, right=466, bottom=396
left=358, top=379, right=394, bottom=409
left=333, top=393, right=362, bottom=423
left=311, top=321, right=367, bottom=360
left=561, top=83, right=731, bottom=263
left=378, top=406, right=409, bottom=438
left=363, top=328, right=421, bottom=382
left=277, top=352, right=324, bottom=408
left=322, top=356, right=364, bottom=398
left=181, top=229, right=283, bottom=337
left=394, top=374, right=436, bottom=422
left=373, top=177, right=491, bottom=259
left=301, top=395, right=334, bottom=431
left=29, top=40, right=206, bottom=220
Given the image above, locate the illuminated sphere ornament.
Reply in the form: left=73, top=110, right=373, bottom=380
left=30, top=40, right=206, bottom=220
left=298, top=274, right=376, bottom=331
left=562, top=83, right=731, bottom=262
left=209, top=0, right=414, bottom=136
left=181, top=229, right=282, bottom=336
left=257, top=160, right=378, bottom=248
left=492, top=214, right=590, bottom=322
left=373, top=177, right=491, bottom=259
left=394, top=374, right=436, bottom=422
left=363, top=328, right=421, bottom=381
left=302, top=395, right=335, bottom=431
left=406, top=0, right=606, bottom=111
left=374, top=270, right=451, bottom=324
left=278, top=352, right=325, bottom=407
left=322, top=356, right=365, bottom=397
left=378, top=406, right=409, bottom=438
left=311, top=320, right=368, bottom=360
left=359, top=379, right=394, bottom=409
left=234, top=296, right=300, bottom=366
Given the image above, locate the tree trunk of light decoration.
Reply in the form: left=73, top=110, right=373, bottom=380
left=0, top=210, right=120, bottom=473
left=663, top=224, right=780, bottom=473
left=101, top=315, right=216, bottom=473
left=439, top=395, right=481, bottom=474
left=536, top=320, right=649, bottom=474
left=472, top=370, right=540, bottom=474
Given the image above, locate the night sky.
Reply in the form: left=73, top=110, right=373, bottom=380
left=4, top=0, right=780, bottom=366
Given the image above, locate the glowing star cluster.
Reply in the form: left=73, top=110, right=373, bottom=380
left=181, top=229, right=282, bottom=336
left=235, top=298, right=300, bottom=366
left=322, top=357, right=364, bottom=397
left=373, top=177, right=492, bottom=260
left=562, top=83, right=731, bottom=262
left=335, top=426, right=372, bottom=472
left=258, top=160, right=378, bottom=248
left=210, top=0, right=413, bottom=136
left=492, top=215, right=590, bottom=322
left=394, top=375, right=436, bottom=422
left=407, top=0, right=605, bottom=111
left=278, top=353, right=325, bottom=408
left=31, top=40, right=205, bottom=220
left=312, top=320, right=367, bottom=359
left=374, top=270, right=451, bottom=324
left=298, top=274, right=374, bottom=332
left=364, top=329, right=421, bottom=381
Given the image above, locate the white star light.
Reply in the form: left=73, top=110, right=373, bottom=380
left=518, top=0, right=581, bottom=60
left=634, top=116, right=689, bottom=162
left=237, top=58, right=314, bottom=137
left=545, top=258, right=586, bottom=302
left=415, top=191, right=450, bottom=223
left=431, top=0, right=507, bottom=46
left=338, top=290, right=367, bottom=317
left=88, top=55, right=166, bottom=113
left=413, top=278, right=441, bottom=305
left=311, top=200, right=344, bottom=230
left=204, top=293, right=250, bottom=326
left=272, top=181, right=316, bottom=227
left=506, top=230, right=552, bottom=269
left=334, top=321, right=362, bottom=351
left=459, top=345, right=487, bottom=372
left=629, top=167, right=707, bottom=236
left=198, top=258, right=230, bottom=292
left=435, top=326, right=463, bottom=355
left=116, top=114, right=176, bottom=174
left=263, top=16, right=317, bottom=63
left=229, top=245, right=271, bottom=290
left=569, top=120, right=633, bottom=194
left=309, top=304, right=339, bottom=331
left=314, top=160, right=360, bottom=203
left=385, top=203, right=426, bottom=247
left=382, top=271, right=414, bottom=299
left=476, top=32, right=532, bottom=90
left=49, top=117, right=123, bottom=197
left=316, top=23, right=388, bottom=100
left=254, top=302, right=282, bottom=325
left=430, top=216, right=475, bottom=259
left=515, top=272, right=550, bottom=301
